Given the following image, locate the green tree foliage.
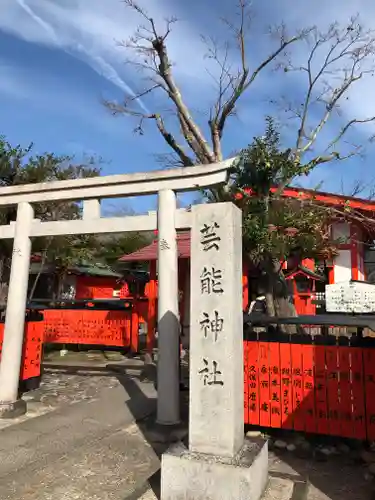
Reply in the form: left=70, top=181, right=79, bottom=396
left=224, top=118, right=336, bottom=265
left=207, top=118, right=338, bottom=316
left=0, top=137, right=155, bottom=301
left=95, top=232, right=151, bottom=267
left=0, top=137, right=101, bottom=301
left=93, top=205, right=152, bottom=267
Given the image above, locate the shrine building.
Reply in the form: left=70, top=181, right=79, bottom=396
left=119, top=186, right=375, bottom=318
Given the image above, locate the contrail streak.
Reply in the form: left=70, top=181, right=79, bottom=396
left=16, top=0, right=58, bottom=43
left=16, top=0, right=150, bottom=114
left=74, top=44, right=151, bottom=114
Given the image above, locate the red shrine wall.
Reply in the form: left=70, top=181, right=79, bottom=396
left=331, top=222, right=365, bottom=283
left=75, top=276, right=124, bottom=300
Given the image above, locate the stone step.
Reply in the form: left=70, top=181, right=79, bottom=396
left=126, top=484, right=158, bottom=500
left=127, top=473, right=308, bottom=500
left=136, top=489, right=157, bottom=499
left=263, top=474, right=308, bottom=500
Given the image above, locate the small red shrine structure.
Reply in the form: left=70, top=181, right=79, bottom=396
left=118, top=232, right=191, bottom=352
left=284, top=262, right=326, bottom=316
left=276, top=186, right=375, bottom=284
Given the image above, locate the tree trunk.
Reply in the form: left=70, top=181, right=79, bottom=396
left=260, top=258, right=299, bottom=334
left=0, top=256, right=10, bottom=307
left=29, top=238, right=53, bottom=301
left=28, top=250, right=48, bottom=301
left=57, top=271, right=69, bottom=299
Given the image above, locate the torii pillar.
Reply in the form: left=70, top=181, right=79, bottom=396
left=156, top=189, right=180, bottom=425
left=0, top=202, right=34, bottom=417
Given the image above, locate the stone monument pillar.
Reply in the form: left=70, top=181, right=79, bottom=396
left=161, top=202, right=268, bottom=500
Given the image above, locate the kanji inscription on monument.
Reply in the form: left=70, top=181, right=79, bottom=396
left=200, top=222, right=221, bottom=251
left=200, top=267, right=224, bottom=294
left=189, top=202, right=244, bottom=457
left=198, top=358, right=224, bottom=386
left=200, top=310, right=224, bottom=341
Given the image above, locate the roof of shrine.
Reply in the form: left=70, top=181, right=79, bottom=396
left=118, top=231, right=190, bottom=262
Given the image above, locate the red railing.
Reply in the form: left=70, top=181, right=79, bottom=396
left=43, top=309, right=132, bottom=347
left=0, top=321, right=43, bottom=381
left=244, top=337, right=375, bottom=440
left=0, top=306, right=135, bottom=383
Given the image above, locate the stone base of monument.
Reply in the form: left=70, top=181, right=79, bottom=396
left=0, top=399, right=27, bottom=419
left=144, top=421, right=188, bottom=445
left=161, top=437, right=268, bottom=500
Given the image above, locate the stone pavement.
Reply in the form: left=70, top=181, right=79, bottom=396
left=0, top=351, right=147, bottom=432
left=0, top=358, right=161, bottom=499
left=0, top=353, right=374, bottom=499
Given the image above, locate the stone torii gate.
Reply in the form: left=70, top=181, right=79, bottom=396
left=0, top=160, right=233, bottom=421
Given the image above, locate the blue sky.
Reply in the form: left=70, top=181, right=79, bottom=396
left=1, top=0, right=375, bottom=212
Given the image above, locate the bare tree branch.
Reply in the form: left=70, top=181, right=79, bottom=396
left=267, top=17, right=375, bottom=192
left=326, top=116, right=375, bottom=151
left=107, top=0, right=312, bottom=168
left=106, top=0, right=375, bottom=199
left=275, top=149, right=359, bottom=197
left=209, top=3, right=312, bottom=142
left=216, top=38, right=308, bottom=139
left=309, top=200, right=375, bottom=234
left=104, top=96, right=194, bottom=166
left=339, top=176, right=375, bottom=200
left=277, top=17, right=375, bottom=162
left=177, top=113, right=206, bottom=163
left=122, top=0, right=215, bottom=164
left=153, top=114, right=195, bottom=166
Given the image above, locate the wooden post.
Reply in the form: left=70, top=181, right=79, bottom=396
left=131, top=299, right=139, bottom=353
left=146, top=260, right=157, bottom=353
left=242, top=260, right=249, bottom=312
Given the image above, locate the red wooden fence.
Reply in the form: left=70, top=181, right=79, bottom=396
left=43, top=310, right=132, bottom=348
left=244, top=336, right=375, bottom=440
left=0, top=322, right=43, bottom=381
left=3, top=309, right=375, bottom=442
left=0, top=307, right=134, bottom=383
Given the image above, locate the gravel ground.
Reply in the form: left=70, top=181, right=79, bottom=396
left=0, top=352, right=143, bottom=431
left=133, top=445, right=374, bottom=500
left=27, top=371, right=122, bottom=405
left=269, top=450, right=372, bottom=500
left=0, top=371, right=123, bottom=431
left=260, top=430, right=375, bottom=500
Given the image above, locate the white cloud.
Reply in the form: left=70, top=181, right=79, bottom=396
left=1, top=0, right=151, bottom=111
left=16, top=0, right=58, bottom=42
left=0, top=57, right=124, bottom=137
left=0, top=0, right=210, bottom=114
left=2, top=0, right=375, bottom=156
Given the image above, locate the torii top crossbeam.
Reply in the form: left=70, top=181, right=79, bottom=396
left=0, top=159, right=233, bottom=206
left=0, top=159, right=233, bottom=240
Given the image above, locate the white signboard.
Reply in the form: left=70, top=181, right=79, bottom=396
left=326, top=282, right=375, bottom=313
